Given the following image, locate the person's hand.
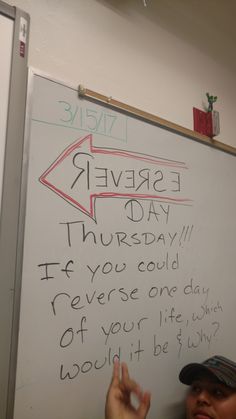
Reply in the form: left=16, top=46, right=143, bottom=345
left=105, top=359, right=151, bottom=419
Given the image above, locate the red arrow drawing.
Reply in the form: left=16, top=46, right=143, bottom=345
left=39, top=134, right=192, bottom=220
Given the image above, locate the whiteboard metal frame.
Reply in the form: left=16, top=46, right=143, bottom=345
left=0, top=2, right=29, bottom=418
left=78, top=86, right=236, bottom=156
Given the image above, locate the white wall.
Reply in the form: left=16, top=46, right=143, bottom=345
left=0, top=13, right=13, bottom=211
left=11, top=0, right=236, bottom=147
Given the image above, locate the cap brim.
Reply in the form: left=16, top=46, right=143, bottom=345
left=179, top=363, right=219, bottom=385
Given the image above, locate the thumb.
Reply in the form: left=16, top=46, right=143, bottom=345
left=137, top=391, right=151, bottom=419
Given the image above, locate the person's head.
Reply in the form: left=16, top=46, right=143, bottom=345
left=179, top=355, right=236, bottom=419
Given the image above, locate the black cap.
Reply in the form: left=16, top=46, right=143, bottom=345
left=179, top=355, right=236, bottom=389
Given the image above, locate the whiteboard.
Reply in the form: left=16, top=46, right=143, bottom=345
left=14, top=71, right=236, bottom=419
left=0, top=13, right=13, bottom=211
